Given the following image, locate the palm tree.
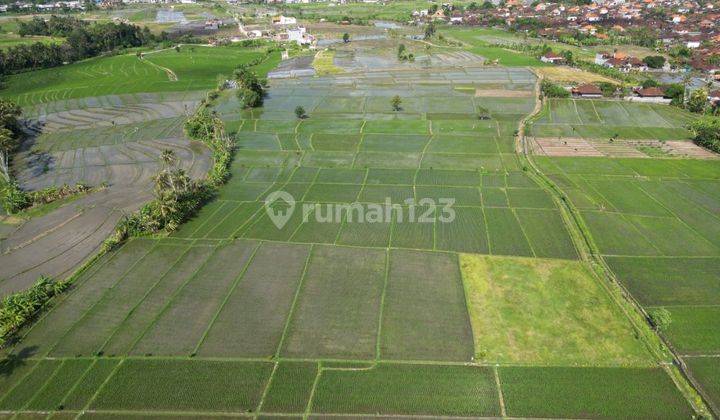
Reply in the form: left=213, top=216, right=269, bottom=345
left=0, top=128, right=17, bottom=182
left=159, top=149, right=176, bottom=169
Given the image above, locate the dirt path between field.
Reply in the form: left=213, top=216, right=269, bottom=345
left=139, top=57, right=178, bottom=82
left=137, top=44, right=215, bottom=82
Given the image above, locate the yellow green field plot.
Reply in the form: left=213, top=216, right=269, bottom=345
left=313, top=49, right=344, bottom=76
left=530, top=99, right=698, bottom=141
left=499, top=366, right=694, bottom=418
left=460, top=254, right=652, bottom=365
left=312, top=363, right=501, bottom=417
left=281, top=245, right=386, bottom=359
left=380, top=250, right=474, bottom=361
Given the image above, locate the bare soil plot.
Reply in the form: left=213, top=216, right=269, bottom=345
left=535, top=66, right=616, bottom=84
left=531, top=137, right=719, bottom=159
left=197, top=242, right=311, bottom=357
left=474, top=88, right=534, bottom=97
left=130, top=240, right=258, bottom=356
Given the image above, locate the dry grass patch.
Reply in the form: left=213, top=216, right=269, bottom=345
left=536, top=66, right=616, bottom=84
left=313, top=49, right=344, bottom=76
left=474, top=89, right=533, bottom=98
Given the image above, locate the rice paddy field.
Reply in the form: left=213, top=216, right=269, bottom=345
left=535, top=155, right=720, bottom=414
left=530, top=98, right=700, bottom=141
left=441, top=27, right=549, bottom=67
left=0, top=51, right=705, bottom=417
left=0, top=45, right=281, bottom=107
left=6, top=21, right=720, bottom=414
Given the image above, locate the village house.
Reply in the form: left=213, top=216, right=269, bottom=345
left=430, top=8, right=446, bottom=21
left=540, top=51, right=566, bottom=64
left=572, top=84, right=603, bottom=97
left=629, top=86, right=671, bottom=104
left=596, top=51, right=649, bottom=72
left=276, top=26, right=315, bottom=46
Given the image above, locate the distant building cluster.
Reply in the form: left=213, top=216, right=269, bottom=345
left=571, top=82, right=673, bottom=103
left=411, top=0, right=720, bottom=75
left=0, top=1, right=83, bottom=12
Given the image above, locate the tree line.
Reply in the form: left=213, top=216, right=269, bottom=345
left=0, top=16, right=160, bottom=75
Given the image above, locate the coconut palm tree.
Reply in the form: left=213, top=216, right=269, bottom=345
left=0, top=128, right=17, bottom=182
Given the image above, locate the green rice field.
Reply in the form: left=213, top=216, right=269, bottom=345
left=441, top=27, right=548, bottom=67
left=0, top=49, right=706, bottom=417
left=536, top=155, right=720, bottom=414
left=530, top=98, right=699, bottom=140
left=1, top=45, right=281, bottom=107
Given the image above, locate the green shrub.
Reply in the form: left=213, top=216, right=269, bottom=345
left=648, top=307, right=672, bottom=331
left=541, top=80, right=569, bottom=98
left=1, top=181, right=28, bottom=213
left=0, top=276, right=68, bottom=347
left=689, top=117, right=720, bottom=153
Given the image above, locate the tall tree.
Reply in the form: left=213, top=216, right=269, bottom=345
left=391, top=95, right=402, bottom=111
left=0, top=128, right=17, bottom=182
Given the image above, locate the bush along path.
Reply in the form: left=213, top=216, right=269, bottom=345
left=517, top=68, right=714, bottom=419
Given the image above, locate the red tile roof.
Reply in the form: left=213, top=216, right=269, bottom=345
left=572, top=84, right=603, bottom=95
left=636, top=87, right=665, bottom=97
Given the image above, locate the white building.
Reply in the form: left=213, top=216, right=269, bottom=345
left=273, top=15, right=297, bottom=25
left=284, top=26, right=314, bottom=45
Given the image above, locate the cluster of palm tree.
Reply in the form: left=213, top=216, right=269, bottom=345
left=0, top=276, right=67, bottom=348
left=0, top=100, right=21, bottom=183
left=151, top=150, right=198, bottom=232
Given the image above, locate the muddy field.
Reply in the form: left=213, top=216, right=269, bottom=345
left=530, top=137, right=719, bottom=159
left=0, top=92, right=212, bottom=295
